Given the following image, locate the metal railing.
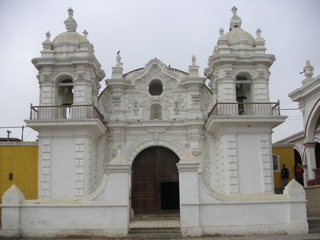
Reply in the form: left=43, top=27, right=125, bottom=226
left=208, top=101, right=281, bottom=117
left=29, top=104, right=104, bottom=121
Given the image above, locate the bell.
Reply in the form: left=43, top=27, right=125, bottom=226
left=236, top=85, right=247, bottom=101
left=236, top=89, right=247, bottom=101
left=62, top=88, right=73, bottom=105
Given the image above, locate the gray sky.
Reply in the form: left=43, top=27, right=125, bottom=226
left=1, top=0, right=319, bottom=142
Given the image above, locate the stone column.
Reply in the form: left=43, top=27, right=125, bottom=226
left=177, top=143, right=202, bottom=237
left=303, top=142, right=317, bottom=184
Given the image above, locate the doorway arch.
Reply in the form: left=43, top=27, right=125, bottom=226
left=131, top=146, right=180, bottom=215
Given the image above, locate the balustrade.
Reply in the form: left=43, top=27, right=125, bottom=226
left=29, top=104, right=103, bottom=121
left=208, top=101, right=281, bottom=117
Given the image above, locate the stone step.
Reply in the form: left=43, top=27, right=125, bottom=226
left=133, top=214, right=180, bottom=221
left=128, top=227, right=182, bottom=239
left=308, top=219, right=320, bottom=224
left=308, top=218, right=320, bottom=234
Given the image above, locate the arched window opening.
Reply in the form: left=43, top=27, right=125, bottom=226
left=150, top=104, right=162, bottom=120
left=149, top=79, right=163, bottom=96
left=58, top=79, right=74, bottom=106
left=236, top=75, right=251, bottom=115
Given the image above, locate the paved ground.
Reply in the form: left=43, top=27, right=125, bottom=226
left=187, top=233, right=320, bottom=240
left=6, top=234, right=320, bottom=239
left=3, top=219, right=319, bottom=239
left=2, top=233, right=319, bottom=239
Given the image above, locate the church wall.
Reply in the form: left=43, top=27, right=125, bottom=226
left=237, top=134, right=262, bottom=193
left=51, top=138, right=77, bottom=198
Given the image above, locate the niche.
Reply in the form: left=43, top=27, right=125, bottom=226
left=150, top=104, right=162, bottom=120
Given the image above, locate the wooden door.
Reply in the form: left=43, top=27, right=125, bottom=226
left=132, top=146, right=179, bottom=215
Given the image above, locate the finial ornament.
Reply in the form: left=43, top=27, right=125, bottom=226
left=45, top=31, right=51, bottom=41
left=230, top=6, right=242, bottom=30
left=231, top=6, right=237, bottom=15
left=68, top=7, right=74, bottom=17
left=303, top=60, right=314, bottom=78
left=192, top=55, right=196, bottom=65
left=219, top=27, right=224, bottom=36
left=64, top=7, right=78, bottom=32
left=256, top=28, right=261, bottom=37
left=83, top=30, right=88, bottom=38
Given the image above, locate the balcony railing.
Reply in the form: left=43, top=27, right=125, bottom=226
left=29, top=104, right=104, bottom=121
left=208, top=101, right=281, bottom=117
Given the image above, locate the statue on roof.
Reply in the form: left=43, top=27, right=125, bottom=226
left=303, top=60, right=314, bottom=78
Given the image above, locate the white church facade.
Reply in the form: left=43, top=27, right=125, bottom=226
left=1, top=7, right=309, bottom=238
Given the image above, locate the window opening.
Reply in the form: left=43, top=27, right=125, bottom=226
left=149, top=79, right=163, bottom=96
left=273, top=155, right=280, bottom=171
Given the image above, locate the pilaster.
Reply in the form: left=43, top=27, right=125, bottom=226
left=177, top=143, right=202, bottom=237
left=303, top=142, right=317, bottom=182
left=181, top=56, right=206, bottom=120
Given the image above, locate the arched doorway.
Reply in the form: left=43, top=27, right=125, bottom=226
left=315, top=142, right=320, bottom=168
left=294, top=149, right=303, bottom=180
left=132, top=146, right=180, bottom=215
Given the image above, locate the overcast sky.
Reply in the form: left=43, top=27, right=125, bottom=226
left=0, top=0, right=319, bottom=142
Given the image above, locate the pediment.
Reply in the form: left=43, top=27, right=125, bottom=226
left=125, top=58, right=188, bottom=88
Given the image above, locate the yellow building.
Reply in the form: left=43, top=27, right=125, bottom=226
left=272, top=143, right=296, bottom=193
left=0, top=141, right=38, bottom=224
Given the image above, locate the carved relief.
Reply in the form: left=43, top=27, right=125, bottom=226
left=200, top=134, right=211, bottom=190
left=52, top=71, right=76, bottom=82
left=128, top=139, right=182, bottom=163
left=174, top=94, right=186, bottom=114
left=125, top=65, right=180, bottom=120
left=101, top=90, right=110, bottom=113
left=200, top=87, right=211, bottom=111
left=127, top=95, right=141, bottom=115
left=103, top=134, right=112, bottom=172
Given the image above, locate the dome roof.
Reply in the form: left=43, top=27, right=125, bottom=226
left=52, top=31, right=88, bottom=44
left=51, top=8, right=88, bottom=45
left=218, top=7, right=255, bottom=44
left=224, top=28, right=255, bottom=44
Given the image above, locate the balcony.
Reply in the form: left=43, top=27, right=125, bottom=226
left=208, top=101, right=281, bottom=117
left=205, top=101, right=286, bottom=138
left=29, top=104, right=104, bottom=121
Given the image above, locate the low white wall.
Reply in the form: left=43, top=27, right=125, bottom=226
left=0, top=161, right=131, bottom=239
left=16, top=204, right=128, bottom=238
left=179, top=175, right=309, bottom=238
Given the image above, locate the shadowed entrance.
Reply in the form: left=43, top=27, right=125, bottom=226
left=132, top=146, right=180, bottom=215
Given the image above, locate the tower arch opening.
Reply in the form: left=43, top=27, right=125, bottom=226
left=235, top=75, right=251, bottom=114
left=57, top=78, right=74, bottom=106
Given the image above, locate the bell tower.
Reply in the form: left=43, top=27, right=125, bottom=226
left=26, top=8, right=107, bottom=199
left=204, top=7, right=287, bottom=194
